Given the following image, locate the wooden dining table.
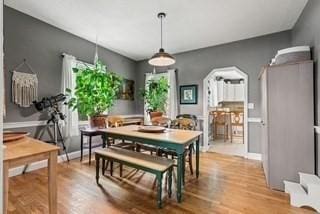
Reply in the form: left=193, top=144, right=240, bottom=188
left=99, top=125, right=202, bottom=203
left=3, top=137, right=59, bottom=214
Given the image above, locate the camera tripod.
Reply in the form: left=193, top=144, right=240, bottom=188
left=38, top=107, right=70, bottom=162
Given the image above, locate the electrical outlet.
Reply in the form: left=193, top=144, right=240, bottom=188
left=248, top=103, right=254, bottom=109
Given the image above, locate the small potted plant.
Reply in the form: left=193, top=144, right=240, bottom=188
left=67, top=60, right=122, bottom=128
left=140, top=76, right=170, bottom=119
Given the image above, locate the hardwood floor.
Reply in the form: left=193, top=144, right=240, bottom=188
left=7, top=152, right=315, bottom=214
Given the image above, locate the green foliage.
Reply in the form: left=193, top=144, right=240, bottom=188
left=67, top=60, right=122, bottom=117
left=140, top=76, right=169, bottom=112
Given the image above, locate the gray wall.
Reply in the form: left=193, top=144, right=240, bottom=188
left=4, top=6, right=138, bottom=123
left=292, top=0, right=320, bottom=175
left=136, top=31, right=292, bottom=153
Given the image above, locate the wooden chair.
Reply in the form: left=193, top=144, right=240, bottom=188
left=211, top=111, right=229, bottom=142
left=230, top=111, right=244, bottom=143
left=151, top=116, right=171, bottom=127
left=136, top=117, right=171, bottom=156
left=107, top=116, right=135, bottom=149
left=176, top=114, right=198, bottom=127
left=166, top=116, right=197, bottom=177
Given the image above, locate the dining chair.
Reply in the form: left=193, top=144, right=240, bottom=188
left=136, top=116, right=170, bottom=155
left=166, top=116, right=198, bottom=176
left=211, top=110, right=229, bottom=142
left=230, top=111, right=244, bottom=143
left=151, top=116, right=171, bottom=127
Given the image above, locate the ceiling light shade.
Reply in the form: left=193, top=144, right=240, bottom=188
left=149, top=12, right=175, bottom=67
left=148, top=48, right=175, bottom=66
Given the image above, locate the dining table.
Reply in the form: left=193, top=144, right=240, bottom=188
left=99, top=125, right=202, bottom=203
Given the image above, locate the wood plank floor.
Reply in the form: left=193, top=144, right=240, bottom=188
left=7, top=152, right=315, bottom=214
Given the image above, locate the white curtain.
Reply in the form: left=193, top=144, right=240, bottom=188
left=167, top=69, right=178, bottom=119
left=61, top=54, right=79, bottom=137
left=144, top=69, right=178, bottom=124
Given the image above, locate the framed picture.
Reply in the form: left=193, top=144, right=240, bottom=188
left=180, top=85, right=198, bottom=104
left=117, top=79, right=135, bottom=100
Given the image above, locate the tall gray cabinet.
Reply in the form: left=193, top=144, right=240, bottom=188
left=260, top=60, right=314, bottom=191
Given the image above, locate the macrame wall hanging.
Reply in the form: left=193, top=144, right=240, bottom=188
left=11, top=59, right=38, bottom=107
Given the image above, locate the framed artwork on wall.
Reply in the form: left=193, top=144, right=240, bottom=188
left=117, top=78, right=134, bottom=100
left=180, top=84, right=198, bottom=104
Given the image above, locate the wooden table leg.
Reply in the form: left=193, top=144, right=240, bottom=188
left=196, top=137, right=200, bottom=178
left=182, top=153, right=185, bottom=186
left=3, top=161, right=9, bottom=214
left=80, top=132, right=83, bottom=162
left=48, top=151, right=58, bottom=214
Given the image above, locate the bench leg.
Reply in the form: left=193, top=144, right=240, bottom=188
left=168, top=168, right=172, bottom=198
left=95, top=154, right=100, bottom=185
left=157, top=173, right=163, bottom=208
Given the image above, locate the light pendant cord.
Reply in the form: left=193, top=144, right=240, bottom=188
left=160, top=15, right=163, bottom=49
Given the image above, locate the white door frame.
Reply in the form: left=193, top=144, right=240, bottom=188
left=202, top=66, right=249, bottom=158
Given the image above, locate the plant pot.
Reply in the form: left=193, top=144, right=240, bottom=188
left=149, top=111, right=163, bottom=119
left=89, top=115, right=107, bottom=128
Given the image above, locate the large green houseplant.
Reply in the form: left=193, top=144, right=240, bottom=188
left=140, top=76, right=170, bottom=118
left=67, top=60, right=122, bottom=128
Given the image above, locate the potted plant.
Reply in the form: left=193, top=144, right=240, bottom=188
left=140, top=76, right=170, bottom=119
left=67, top=60, right=122, bottom=128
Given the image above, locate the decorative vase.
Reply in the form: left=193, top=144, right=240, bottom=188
left=89, top=114, right=108, bottom=128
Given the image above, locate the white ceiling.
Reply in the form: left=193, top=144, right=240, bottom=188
left=5, top=0, right=308, bottom=61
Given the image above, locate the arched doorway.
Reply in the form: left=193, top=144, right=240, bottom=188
left=203, top=66, right=248, bottom=157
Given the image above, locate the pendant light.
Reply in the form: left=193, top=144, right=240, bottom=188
left=148, top=12, right=175, bottom=67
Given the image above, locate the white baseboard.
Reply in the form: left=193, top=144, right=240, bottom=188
left=9, top=148, right=98, bottom=177
left=247, top=152, right=262, bottom=161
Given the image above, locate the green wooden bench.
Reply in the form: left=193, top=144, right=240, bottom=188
left=95, top=147, right=174, bottom=208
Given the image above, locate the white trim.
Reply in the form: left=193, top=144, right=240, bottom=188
left=315, top=126, right=320, bottom=134
left=248, top=117, right=262, bottom=123
left=4, top=120, right=48, bottom=129
left=9, top=148, right=98, bottom=177
left=4, top=114, right=144, bottom=129
left=247, top=153, right=262, bottom=161
left=203, top=66, right=249, bottom=158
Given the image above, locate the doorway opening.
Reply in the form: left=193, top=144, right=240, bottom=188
left=203, top=67, right=248, bottom=157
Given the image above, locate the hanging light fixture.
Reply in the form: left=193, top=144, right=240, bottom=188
left=148, top=12, right=175, bottom=67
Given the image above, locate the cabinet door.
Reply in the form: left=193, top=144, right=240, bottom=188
left=224, top=83, right=234, bottom=101
left=260, top=69, right=269, bottom=184
left=217, top=80, right=224, bottom=103
left=234, top=83, right=244, bottom=101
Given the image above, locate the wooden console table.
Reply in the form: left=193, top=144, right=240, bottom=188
left=3, top=137, right=59, bottom=214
